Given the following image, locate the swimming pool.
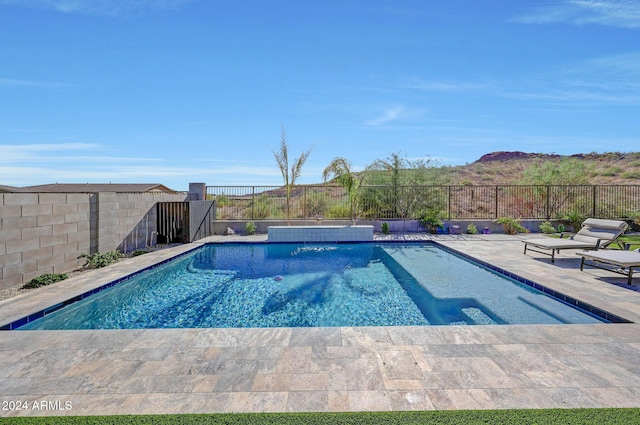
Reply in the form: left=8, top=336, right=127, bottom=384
left=13, top=242, right=611, bottom=330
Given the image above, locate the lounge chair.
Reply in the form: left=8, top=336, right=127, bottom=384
left=522, top=218, right=628, bottom=263
left=577, top=249, right=640, bottom=285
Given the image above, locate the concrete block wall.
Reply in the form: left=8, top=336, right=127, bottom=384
left=97, top=192, right=188, bottom=253
left=0, top=191, right=188, bottom=290
left=1, top=193, right=91, bottom=290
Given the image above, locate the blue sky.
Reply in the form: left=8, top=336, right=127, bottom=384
left=1, top=0, right=639, bottom=190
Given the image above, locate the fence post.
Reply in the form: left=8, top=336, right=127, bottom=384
left=303, top=185, right=307, bottom=219
left=592, top=185, right=597, bottom=218
left=447, top=186, right=452, bottom=220
left=251, top=186, right=255, bottom=220
left=546, top=185, right=550, bottom=220
left=495, top=186, right=499, bottom=218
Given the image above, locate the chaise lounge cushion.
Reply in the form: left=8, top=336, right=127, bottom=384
left=579, top=249, right=640, bottom=269
left=577, top=249, right=640, bottom=284
left=523, top=218, right=628, bottom=262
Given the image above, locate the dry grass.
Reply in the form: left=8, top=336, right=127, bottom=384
left=451, top=152, right=640, bottom=185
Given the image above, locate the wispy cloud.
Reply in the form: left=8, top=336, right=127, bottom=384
left=0, top=143, right=102, bottom=161
left=399, top=77, right=488, bottom=93
left=365, top=105, right=425, bottom=126
left=505, top=52, right=640, bottom=105
left=0, top=143, right=284, bottom=188
left=512, top=0, right=640, bottom=28
left=0, top=0, right=197, bottom=17
left=582, top=52, right=640, bottom=75
left=365, top=106, right=405, bottom=126
left=0, top=78, right=73, bottom=88
left=0, top=164, right=282, bottom=187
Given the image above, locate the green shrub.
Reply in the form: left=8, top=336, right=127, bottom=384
left=251, top=195, right=281, bottom=219
left=496, top=217, right=528, bottom=235
left=326, top=204, right=351, bottom=219
left=539, top=221, right=556, bottom=234
left=600, top=166, right=622, bottom=176
left=131, top=249, right=149, bottom=257
left=22, top=273, right=68, bottom=289
left=628, top=211, right=640, bottom=227
left=622, top=170, right=640, bottom=179
left=519, top=158, right=591, bottom=185
left=419, top=209, right=444, bottom=233
left=305, top=193, right=327, bottom=217
left=381, top=222, right=390, bottom=234
left=562, top=211, right=585, bottom=232
left=215, top=194, right=230, bottom=207
left=79, top=250, right=123, bottom=269
left=245, top=221, right=257, bottom=235
left=466, top=223, right=478, bottom=234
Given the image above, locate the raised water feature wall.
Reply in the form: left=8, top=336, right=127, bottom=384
left=267, top=225, right=374, bottom=242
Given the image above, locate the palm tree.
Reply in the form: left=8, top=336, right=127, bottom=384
left=322, top=157, right=364, bottom=224
left=272, top=126, right=312, bottom=224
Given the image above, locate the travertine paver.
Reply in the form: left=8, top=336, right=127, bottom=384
left=1, top=235, right=640, bottom=416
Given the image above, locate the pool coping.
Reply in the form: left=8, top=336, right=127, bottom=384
left=1, top=234, right=640, bottom=416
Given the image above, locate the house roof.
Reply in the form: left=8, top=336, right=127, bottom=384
left=0, top=184, right=25, bottom=193
left=18, top=183, right=178, bottom=193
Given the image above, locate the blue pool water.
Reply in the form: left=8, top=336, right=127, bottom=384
left=18, top=243, right=605, bottom=330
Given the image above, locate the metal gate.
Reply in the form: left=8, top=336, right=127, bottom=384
left=157, top=201, right=215, bottom=243
left=157, top=202, right=189, bottom=243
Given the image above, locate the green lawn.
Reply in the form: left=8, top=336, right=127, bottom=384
left=547, top=233, right=640, bottom=251
left=616, top=234, right=640, bottom=251
left=2, top=410, right=640, bottom=425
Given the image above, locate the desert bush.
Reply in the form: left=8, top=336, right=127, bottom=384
left=381, top=222, right=390, bottom=234
left=22, top=273, right=68, bottom=289
left=466, top=223, right=478, bottom=234
left=519, top=159, right=592, bottom=185
left=79, top=251, right=123, bottom=269
left=215, top=194, right=230, bottom=207
left=364, top=152, right=451, bottom=220
left=562, top=211, right=585, bottom=232
left=252, top=195, right=281, bottom=219
left=496, top=217, right=528, bottom=235
left=326, top=204, right=351, bottom=219
left=245, top=221, right=257, bottom=235
left=539, top=221, right=556, bottom=234
left=622, top=170, right=640, bottom=179
left=419, top=209, right=444, bottom=233
left=599, top=166, right=622, bottom=177
left=304, top=192, right=328, bottom=217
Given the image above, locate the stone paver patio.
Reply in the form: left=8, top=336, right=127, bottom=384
left=1, top=234, right=640, bottom=417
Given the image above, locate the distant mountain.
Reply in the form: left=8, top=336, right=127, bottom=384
left=452, top=151, right=640, bottom=185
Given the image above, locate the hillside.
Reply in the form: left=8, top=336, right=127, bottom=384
left=451, top=151, right=640, bottom=185
left=213, top=151, right=640, bottom=221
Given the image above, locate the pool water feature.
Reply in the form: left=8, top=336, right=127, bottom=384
left=16, top=243, right=606, bottom=330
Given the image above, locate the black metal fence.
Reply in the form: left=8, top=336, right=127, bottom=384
left=206, top=185, right=640, bottom=221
